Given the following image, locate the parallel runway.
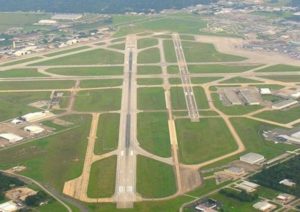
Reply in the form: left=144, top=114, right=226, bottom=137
left=172, top=33, right=199, bottom=121
left=114, top=35, right=137, bottom=208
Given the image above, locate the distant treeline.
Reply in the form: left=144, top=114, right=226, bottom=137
left=0, top=0, right=217, bottom=14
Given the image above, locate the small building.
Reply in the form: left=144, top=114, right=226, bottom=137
left=38, top=19, right=57, bottom=25
left=279, top=179, right=296, bottom=187
left=240, top=152, right=265, bottom=165
left=66, top=39, right=78, bottom=45
left=0, top=201, right=20, bottom=212
left=253, top=201, right=276, bottom=211
left=11, top=118, right=24, bottom=125
left=224, top=166, right=245, bottom=176
left=276, top=193, right=295, bottom=204
left=51, top=14, right=82, bottom=20
left=272, top=99, right=298, bottom=110
left=260, top=88, right=271, bottom=95
left=24, top=125, right=45, bottom=135
left=195, top=198, right=218, bottom=212
left=236, top=181, right=259, bottom=193
left=0, top=133, right=23, bottom=143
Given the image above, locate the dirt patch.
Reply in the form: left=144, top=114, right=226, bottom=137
left=180, top=167, right=202, bottom=193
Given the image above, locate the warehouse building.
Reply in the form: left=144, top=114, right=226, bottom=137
left=240, top=88, right=260, bottom=105
left=24, top=125, right=45, bottom=135
left=253, top=201, right=276, bottom=211
left=0, top=201, right=20, bottom=212
left=21, top=111, right=52, bottom=122
left=223, top=88, right=242, bottom=105
left=236, top=181, right=259, bottom=193
left=240, top=152, right=265, bottom=165
left=0, top=133, right=23, bottom=143
left=272, top=99, right=298, bottom=110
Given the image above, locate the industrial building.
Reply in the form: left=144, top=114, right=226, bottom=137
left=273, top=89, right=300, bottom=99
left=38, top=20, right=57, bottom=25
left=240, top=88, right=260, bottom=105
left=21, top=111, right=52, bottom=122
left=240, top=152, right=265, bottom=165
left=279, top=179, right=296, bottom=187
left=259, top=88, right=271, bottom=95
left=24, top=125, right=45, bottom=135
left=221, top=87, right=261, bottom=106
left=272, top=99, right=298, bottom=110
left=0, top=133, right=23, bottom=143
left=51, top=14, right=83, bottom=20
left=235, top=181, right=259, bottom=193
left=253, top=201, right=276, bottom=211
left=222, top=88, right=242, bottom=105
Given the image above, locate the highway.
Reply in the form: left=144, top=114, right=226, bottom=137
left=172, top=33, right=199, bottom=121
left=114, top=35, right=137, bottom=208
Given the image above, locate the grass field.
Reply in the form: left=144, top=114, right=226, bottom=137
left=256, top=64, right=300, bottom=72
left=191, top=77, right=223, bottom=84
left=0, top=114, right=91, bottom=190
left=182, top=41, right=246, bottom=62
left=164, top=40, right=177, bottom=63
left=167, top=65, right=180, bottom=74
left=45, top=46, right=90, bottom=57
left=0, top=57, right=42, bottom=67
left=259, top=75, right=300, bottom=82
left=170, top=87, right=186, bottom=110
left=137, top=38, right=158, bottom=49
left=94, top=113, right=120, bottom=155
left=0, top=80, right=75, bottom=90
left=254, top=106, right=300, bottom=124
left=188, top=64, right=260, bottom=73
left=137, top=66, right=162, bottom=75
left=137, top=47, right=160, bottom=63
left=231, top=117, right=296, bottom=159
left=32, top=49, right=124, bottom=65
left=137, top=78, right=163, bottom=85
left=137, top=112, right=171, bottom=158
left=39, top=200, right=68, bottom=212
left=0, top=91, right=50, bottom=121
left=220, top=77, right=262, bottom=84
left=180, top=35, right=195, bottom=40
left=169, top=78, right=182, bottom=85
left=0, top=12, right=50, bottom=32
left=108, top=43, right=125, bottom=50
left=212, top=93, right=263, bottom=115
left=74, top=89, right=121, bottom=111
left=176, top=118, right=237, bottom=164
left=137, top=155, right=177, bottom=198
left=80, top=79, right=123, bottom=88
left=137, top=87, right=166, bottom=110
left=46, top=67, right=123, bottom=76
left=194, top=87, right=209, bottom=109
left=87, top=156, right=117, bottom=198
left=0, top=68, right=46, bottom=78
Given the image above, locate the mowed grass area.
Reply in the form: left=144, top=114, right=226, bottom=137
left=176, top=118, right=237, bottom=164
left=169, top=78, right=182, bottom=85
left=256, top=64, right=300, bottom=72
left=137, top=66, right=162, bottom=75
left=0, top=12, right=50, bottom=32
left=137, top=47, right=160, bottom=63
left=182, top=41, right=246, bottom=62
left=260, top=75, right=300, bottom=82
left=254, top=106, right=300, bottom=124
left=74, top=89, right=121, bottom=112
left=114, top=15, right=206, bottom=37
left=212, top=93, right=263, bottom=115
left=137, top=112, right=171, bottom=158
left=94, top=113, right=120, bottom=155
left=194, top=87, right=209, bottom=109
left=80, top=79, right=123, bottom=88
left=46, top=67, right=123, bottom=76
left=0, top=57, right=42, bottom=67
left=108, top=43, right=125, bottom=50
left=164, top=40, right=177, bottom=63
left=0, top=68, right=46, bottom=78
left=191, top=77, right=223, bottom=84
left=137, top=38, right=158, bottom=49
left=0, top=114, right=91, bottom=190
left=87, top=156, right=117, bottom=198
left=0, top=91, right=50, bottom=121
left=137, top=155, right=177, bottom=198
left=137, top=78, right=163, bottom=85
left=45, top=46, right=90, bottom=57
left=220, top=77, right=262, bottom=84
left=0, top=80, right=75, bottom=90
left=137, top=87, right=166, bottom=110
left=188, top=64, right=261, bottom=73
left=231, top=117, right=296, bottom=159
left=31, top=49, right=124, bottom=65
left=170, top=87, right=186, bottom=110
left=167, top=65, right=180, bottom=74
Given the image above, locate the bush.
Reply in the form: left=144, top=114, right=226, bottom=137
left=219, top=188, right=258, bottom=202
left=25, top=191, right=49, bottom=207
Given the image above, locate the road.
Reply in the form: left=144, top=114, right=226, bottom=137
left=114, top=35, right=138, bottom=208
left=172, top=33, right=199, bottom=121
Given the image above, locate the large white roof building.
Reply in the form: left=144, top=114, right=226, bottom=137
left=24, top=125, right=45, bottom=135
left=240, top=152, right=265, bottom=165
left=0, top=133, right=23, bottom=143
